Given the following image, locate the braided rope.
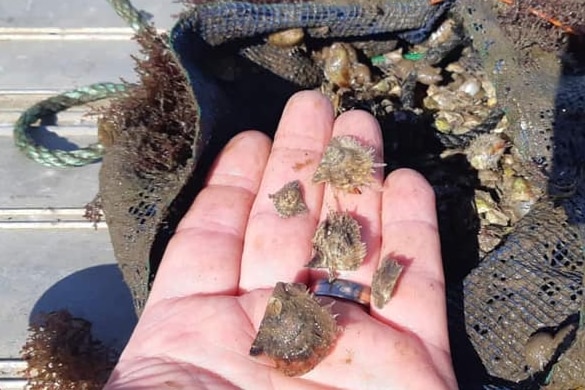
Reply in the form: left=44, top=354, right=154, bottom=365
left=106, top=0, right=151, bottom=32
left=12, top=0, right=149, bottom=168
left=13, top=83, right=127, bottom=167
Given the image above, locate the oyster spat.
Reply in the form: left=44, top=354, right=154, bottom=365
left=249, top=282, right=339, bottom=376
left=268, top=180, right=308, bottom=218
left=313, top=135, right=384, bottom=194
left=371, top=257, right=404, bottom=309
left=307, top=211, right=367, bottom=279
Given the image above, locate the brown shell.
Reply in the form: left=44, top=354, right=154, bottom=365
left=312, top=136, right=381, bottom=193
left=371, top=257, right=404, bottom=309
left=249, top=282, right=338, bottom=376
left=307, top=211, right=366, bottom=278
left=268, top=180, right=308, bottom=218
left=321, top=42, right=371, bottom=89
left=267, top=28, right=305, bottom=48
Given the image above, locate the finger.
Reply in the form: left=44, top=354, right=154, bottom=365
left=239, top=91, right=334, bottom=292
left=372, top=168, right=449, bottom=352
left=147, top=131, right=271, bottom=305
left=309, top=110, right=384, bottom=287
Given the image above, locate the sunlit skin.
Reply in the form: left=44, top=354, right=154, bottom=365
left=105, top=91, right=458, bottom=390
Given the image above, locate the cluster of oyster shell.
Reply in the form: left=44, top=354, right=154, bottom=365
left=310, top=18, right=541, bottom=254
left=254, top=135, right=402, bottom=376
left=253, top=16, right=545, bottom=377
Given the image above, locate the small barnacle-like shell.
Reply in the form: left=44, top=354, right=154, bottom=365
left=371, top=257, right=404, bottom=309
left=267, top=28, right=305, bottom=48
left=249, top=282, right=338, bottom=376
left=427, top=18, right=456, bottom=46
left=416, top=64, right=442, bottom=86
left=268, top=180, right=308, bottom=218
left=307, top=211, right=366, bottom=279
left=504, top=176, right=539, bottom=221
left=313, top=136, right=383, bottom=193
left=465, top=134, right=507, bottom=171
left=475, top=190, right=510, bottom=227
left=478, top=225, right=504, bottom=254
left=433, top=111, right=465, bottom=133
left=458, top=77, right=482, bottom=97
left=477, top=169, right=502, bottom=189
left=322, top=43, right=353, bottom=88
left=322, top=43, right=371, bottom=89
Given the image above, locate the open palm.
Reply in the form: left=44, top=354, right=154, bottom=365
left=105, top=91, right=458, bottom=390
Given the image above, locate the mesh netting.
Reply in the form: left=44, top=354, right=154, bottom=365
left=464, top=200, right=584, bottom=382
left=99, top=30, right=200, bottom=313
left=455, top=0, right=585, bottom=386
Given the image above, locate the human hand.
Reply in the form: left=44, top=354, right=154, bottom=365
left=105, top=91, right=458, bottom=390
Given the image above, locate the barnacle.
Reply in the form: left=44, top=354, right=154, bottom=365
left=474, top=190, right=510, bottom=227
left=268, top=180, right=308, bottom=218
left=250, top=282, right=338, bottom=376
left=312, top=136, right=383, bottom=193
left=307, top=211, right=366, bottom=279
left=371, top=257, right=404, bottom=309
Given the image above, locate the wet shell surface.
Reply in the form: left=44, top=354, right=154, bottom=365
left=465, top=133, right=508, bottom=171
left=321, top=42, right=371, bottom=89
left=307, top=211, right=366, bottom=278
left=313, top=135, right=382, bottom=193
left=268, top=180, right=308, bottom=218
left=249, top=282, right=338, bottom=376
left=267, top=28, right=304, bottom=48
left=371, top=257, right=404, bottom=309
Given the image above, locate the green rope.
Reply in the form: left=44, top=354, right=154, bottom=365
left=106, top=0, right=151, bottom=32
left=13, top=0, right=150, bottom=168
left=13, top=83, right=127, bottom=167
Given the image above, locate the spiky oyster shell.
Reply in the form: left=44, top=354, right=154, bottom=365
left=250, top=282, right=338, bottom=376
left=313, top=136, right=381, bottom=193
left=307, top=211, right=366, bottom=279
left=268, top=180, right=308, bottom=218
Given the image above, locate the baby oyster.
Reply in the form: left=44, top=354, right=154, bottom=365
left=372, top=257, right=404, bottom=309
left=268, top=180, right=308, bottom=218
left=466, top=134, right=508, bottom=171
left=313, top=135, right=384, bottom=193
left=321, top=42, right=371, bottom=89
left=250, top=282, right=338, bottom=376
left=307, top=211, right=366, bottom=279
